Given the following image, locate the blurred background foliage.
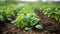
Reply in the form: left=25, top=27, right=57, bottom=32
left=0, top=0, right=60, bottom=7
left=0, top=0, right=18, bottom=5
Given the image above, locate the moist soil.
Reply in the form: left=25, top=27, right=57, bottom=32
left=0, top=9, right=60, bottom=34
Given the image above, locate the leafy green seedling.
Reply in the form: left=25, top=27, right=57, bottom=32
left=11, top=7, right=40, bottom=31
left=12, top=7, right=40, bottom=28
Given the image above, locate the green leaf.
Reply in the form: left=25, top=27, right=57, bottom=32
left=35, top=25, right=43, bottom=30
left=11, top=20, right=20, bottom=27
left=24, top=27, right=32, bottom=31
left=0, top=15, right=4, bottom=21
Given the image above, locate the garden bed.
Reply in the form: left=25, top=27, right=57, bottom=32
left=0, top=9, right=60, bottom=34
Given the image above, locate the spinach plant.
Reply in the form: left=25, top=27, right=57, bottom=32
left=11, top=7, right=43, bottom=30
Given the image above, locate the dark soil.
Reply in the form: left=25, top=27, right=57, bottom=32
left=0, top=9, right=60, bottom=34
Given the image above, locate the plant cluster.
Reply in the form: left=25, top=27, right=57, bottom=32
left=0, top=5, right=21, bottom=21
left=39, top=5, right=60, bottom=22
left=11, top=7, right=43, bottom=30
